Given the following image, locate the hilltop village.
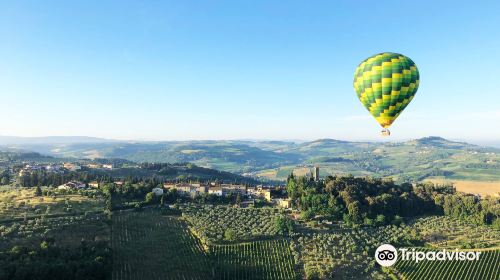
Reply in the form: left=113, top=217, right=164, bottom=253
left=11, top=162, right=327, bottom=209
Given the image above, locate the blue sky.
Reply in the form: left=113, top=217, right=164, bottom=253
left=1, top=1, right=499, bottom=142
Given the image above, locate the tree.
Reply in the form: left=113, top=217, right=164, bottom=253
left=286, top=174, right=299, bottom=204
left=305, top=266, right=320, bottom=280
left=40, top=241, right=49, bottom=250
left=375, top=214, right=386, bottom=226
left=235, top=193, right=241, bottom=205
left=301, top=210, right=314, bottom=220
left=35, top=186, right=42, bottom=196
left=224, top=229, right=237, bottom=241
left=134, top=202, right=143, bottom=211
left=105, top=198, right=113, bottom=213
left=1, top=176, right=9, bottom=185
left=346, top=201, right=362, bottom=224
left=160, top=195, right=165, bottom=207
left=145, top=192, right=155, bottom=204
left=275, top=216, right=294, bottom=235
left=392, top=215, right=403, bottom=226
left=364, top=217, right=374, bottom=226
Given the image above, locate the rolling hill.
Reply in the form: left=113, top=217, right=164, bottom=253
left=2, top=136, right=499, bottom=185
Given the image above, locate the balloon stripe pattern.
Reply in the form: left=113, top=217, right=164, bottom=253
left=353, top=52, right=419, bottom=128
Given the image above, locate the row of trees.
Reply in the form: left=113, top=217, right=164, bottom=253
left=0, top=170, right=10, bottom=185
left=18, top=171, right=102, bottom=188
left=17, top=163, right=256, bottom=189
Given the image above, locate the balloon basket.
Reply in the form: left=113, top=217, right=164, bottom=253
left=381, top=129, right=390, bottom=136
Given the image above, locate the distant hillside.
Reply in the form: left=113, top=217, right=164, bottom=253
left=0, top=151, right=55, bottom=166
left=2, top=141, right=300, bottom=173
left=0, top=135, right=118, bottom=145
left=0, top=150, right=260, bottom=185
left=2, top=136, right=499, bottom=183
left=90, top=163, right=261, bottom=184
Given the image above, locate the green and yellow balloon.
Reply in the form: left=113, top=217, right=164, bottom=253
left=353, top=52, right=419, bottom=136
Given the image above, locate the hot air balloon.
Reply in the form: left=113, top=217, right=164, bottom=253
left=353, top=52, right=419, bottom=136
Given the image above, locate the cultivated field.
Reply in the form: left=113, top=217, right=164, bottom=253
left=210, top=240, right=298, bottom=280
left=291, top=224, right=419, bottom=279
left=112, top=208, right=299, bottom=280
left=112, top=210, right=211, bottom=280
left=182, top=205, right=282, bottom=243
left=425, top=178, right=500, bottom=197
left=409, top=216, right=500, bottom=249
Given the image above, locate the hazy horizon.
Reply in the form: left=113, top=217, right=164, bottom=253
left=1, top=133, right=499, bottom=147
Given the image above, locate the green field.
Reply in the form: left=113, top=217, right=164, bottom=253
left=112, top=210, right=211, bottom=280
left=393, top=249, right=500, bottom=280
left=210, top=240, right=298, bottom=280
left=182, top=205, right=282, bottom=243
left=112, top=209, right=298, bottom=280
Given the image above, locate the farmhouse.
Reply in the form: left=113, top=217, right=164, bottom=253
left=221, top=184, right=247, bottom=195
left=175, top=183, right=193, bottom=195
left=102, top=164, right=114, bottom=169
left=194, top=186, right=208, bottom=195
left=276, top=198, right=292, bottom=209
left=57, top=181, right=85, bottom=190
left=208, top=186, right=223, bottom=196
left=262, top=189, right=271, bottom=201
left=86, top=163, right=101, bottom=169
left=163, top=183, right=209, bottom=197
left=63, top=163, right=81, bottom=171
left=45, top=164, right=62, bottom=172
left=163, top=183, right=175, bottom=189
left=248, top=186, right=272, bottom=201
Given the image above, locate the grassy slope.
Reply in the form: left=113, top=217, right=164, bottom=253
left=0, top=187, right=103, bottom=222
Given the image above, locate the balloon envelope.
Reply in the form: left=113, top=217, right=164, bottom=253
left=353, top=52, right=419, bottom=128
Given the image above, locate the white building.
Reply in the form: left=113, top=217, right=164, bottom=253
left=163, top=183, right=208, bottom=197
left=57, top=181, right=85, bottom=190
left=152, top=187, right=164, bottom=196
left=63, top=163, right=81, bottom=171
left=208, top=186, right=223, bottom=196
left=86, top=163, right=101, bottom=169
left=221, top=184, right=247, bottom=195
left=102, top=164, right=114, bottom=169
left=45, top=164, right=62, bottom=172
